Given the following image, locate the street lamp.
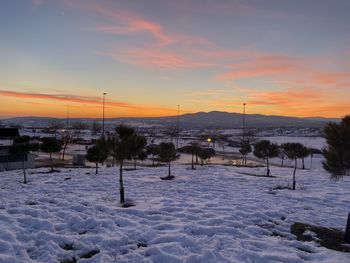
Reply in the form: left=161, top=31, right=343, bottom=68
left=207, top=137, right=212, bottom=148
left=66, top=104, right=69, bottom=130
left=102, top=92, right=107, bottom=137
left=176, top=104, right=180, bottom=148
left=242, top=103, right=246, bottom=142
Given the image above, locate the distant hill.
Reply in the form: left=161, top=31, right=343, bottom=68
left=0, top=111, right=339, bottom=129
left=135, top=111, right=337, bottom=128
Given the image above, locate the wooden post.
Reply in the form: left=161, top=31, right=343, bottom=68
left=345, top=212, right=350, bottom=243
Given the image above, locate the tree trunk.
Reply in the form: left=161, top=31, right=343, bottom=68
left=5, top=155, right=9, bottom=171
left=134, top=158, right=136, bottom=170
left=292, top=158, right=297, bottom=190
left=62, top=142, right=68, bottom=160
left=302, top=158, right=305, bottom=169
left=95, top=162, right=98, bottom=174
left=266, top=158, right=270, bottom=177
left=152, top=154, right=155, bottom=166
left=310, top=153, right=313, bottom=170
left=50, top=152, right=53, bottom=172
left=191, top=153, right=194, bottom=170
left=281, top=157, right=284, bottom=167
left=345, top=212, right=350, bottom=243
left=168, top=161, right=171, bottom=177
left=22, top=155, right=27, bottom=184
left=119, top=161, right=125, bottom=203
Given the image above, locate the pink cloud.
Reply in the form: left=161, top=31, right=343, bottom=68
left=101, top=47, right=217, bottom=70
left=32, top=0, right=45, bottom=6
left=74, top=1, right=175, bottom=46
left=69, top=0, right=350, bottom=109
left=312, top=72, right=350, bottom=87
left=218, top=55, right=301, bottom=80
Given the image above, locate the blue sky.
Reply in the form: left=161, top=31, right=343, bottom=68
left=0, top=0, right=349, bottom=118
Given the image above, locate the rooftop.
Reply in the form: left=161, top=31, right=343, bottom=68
left=0, top=128, right=20, bottom=139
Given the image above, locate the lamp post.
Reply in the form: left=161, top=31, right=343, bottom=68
left=102, top=92, right=107, bottom=137
left=66, top=104, right=69, bottom=130
left=207, top=137, right=212, bottom=148
left=176, top=104, right=180, bottom=149
left=242, top=103, right=247, bottom=166
left=242, top=103, right=246, bottom=142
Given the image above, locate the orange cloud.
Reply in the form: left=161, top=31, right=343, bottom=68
left=0, top=90, right=181, bottom=117
left=187, top=85, right=349, bottom=118
left=218, top=55, right=301, bottom=80
left=245, top=86, right=349, bottom=117
left=312, top=72, right=350, bottom=87
left=247, top=87, right=323, bottom=107
left=0, top=90, right=136, bottom=109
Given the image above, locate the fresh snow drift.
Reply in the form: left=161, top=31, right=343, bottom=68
left=0, top=164, right=349, bottom=262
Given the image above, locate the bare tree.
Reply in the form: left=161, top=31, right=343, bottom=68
left=48, top=120, right=64, bottom=138
left=91, top=121, right=102, bottom=136
left=72, top=121, right=88, bottom=140
left=164, top=126, right=178, bottom=144
left=60, top=130, right=71, bottom=160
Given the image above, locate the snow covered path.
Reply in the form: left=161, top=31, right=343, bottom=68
left=0, top=165, right=349, bottom=262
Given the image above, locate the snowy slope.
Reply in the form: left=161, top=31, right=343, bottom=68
left=0, top=165, right=349, bottom=262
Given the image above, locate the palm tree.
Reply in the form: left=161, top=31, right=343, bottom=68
left=282, top=142, right=309, bottom=190
left=111, top=125, right=146, bottom=204
left=146, top=144, right=160, bottom=166
left=10, top=136, right=38, bottom=184
left=130, top=135, right=147, bottom=170
left=253, top=140, right=279, bottom=176
left=197, top=147, right=213, bottom=166
left=323, top=115, right=350, bottom=243
left=158, top=142, right=178, bottom=179
left=239, top=140, right=251, bottom=166
left=86, top=142, right=108, bottom=174
left=323, top=116, right=350, bottom=177
left=178, top=143, right=201, bottom=169
left=40, top=137, right=62, bottom=172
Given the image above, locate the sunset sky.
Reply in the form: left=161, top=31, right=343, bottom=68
left=1, top=0, right=349, bottom=118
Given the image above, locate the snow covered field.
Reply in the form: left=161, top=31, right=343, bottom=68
left=0, top=164, right=349, bottom=262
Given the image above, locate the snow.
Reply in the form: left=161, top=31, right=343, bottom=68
left=0, top=163, right=350, bottom=262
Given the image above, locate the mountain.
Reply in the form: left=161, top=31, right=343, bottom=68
left=0, top=111, right=338, bottom=129
left=134, top=111, right=337, bottom=128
